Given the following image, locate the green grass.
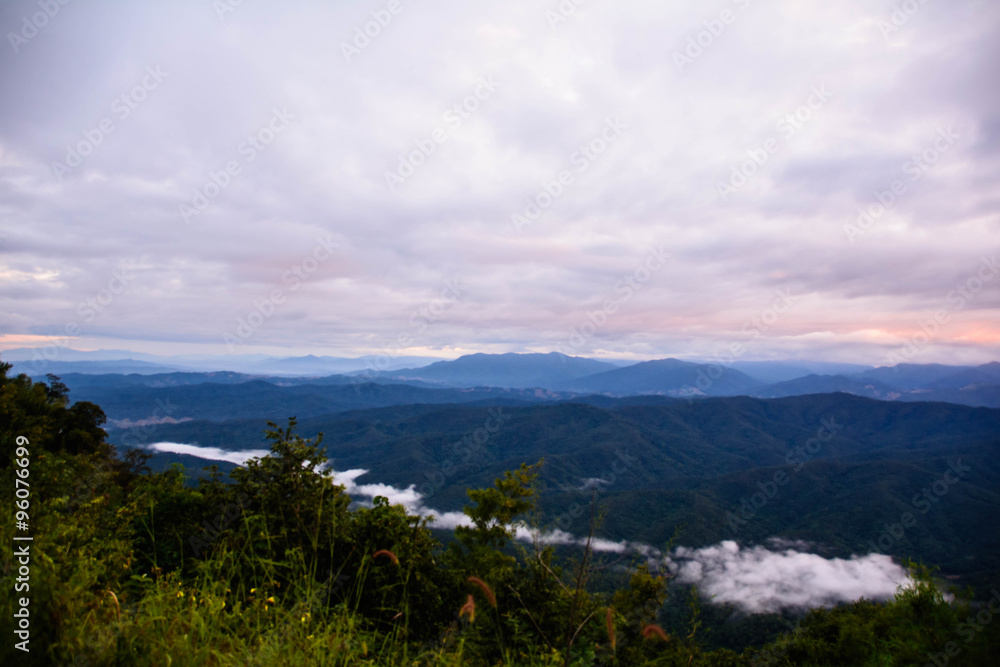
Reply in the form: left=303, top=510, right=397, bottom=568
left=3, top=363, right=1000, bottom=666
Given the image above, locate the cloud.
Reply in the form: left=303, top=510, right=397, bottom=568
left=147, top=442, right=269, bottom=465
left=665, top=540, right=909, bottom=614
left=0, top=1, right=998, bottom=364
left=157, top=443, right=914, bottom=612
left=332, top=468, right=425, bottom=508
left=330, top=470, right=917, bottom=613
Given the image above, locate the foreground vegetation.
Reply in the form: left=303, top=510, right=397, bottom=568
left=2, top=362, right=999, bottom=665
left=106, top=385, right=1000, bottom=595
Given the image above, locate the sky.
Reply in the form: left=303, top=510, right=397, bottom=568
left=1, top=0, right=999, bottom=365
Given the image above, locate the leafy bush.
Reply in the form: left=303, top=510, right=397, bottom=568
left=2, top=359, right=999, bottom=665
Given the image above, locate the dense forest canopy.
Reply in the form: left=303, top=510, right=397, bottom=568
left=2, top=359, right=999, bottom=665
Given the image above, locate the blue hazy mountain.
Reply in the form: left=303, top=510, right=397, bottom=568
left=852, top=363, right=972, bottom=390
left=9, top=359, right=185, bottom=375
left=728, top=361, right=874, bottom=384
left=245, top=354, right=444, bottom=376
left=4, top=348, right=443, bottom=377
left=125, top=393, right=1000, bottom=594
left=9, top=349, right=1000, bottom=410
left=376, top=352, right=621, bottom=388
left=753, top=374, right=899, bottom=399
left=922, top=361, right=1000, bottom=388
left=559, top=358, right=762, bottom=396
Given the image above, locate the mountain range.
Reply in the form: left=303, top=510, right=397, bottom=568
left=2, top=347, right=446, bottom=376
left=110, top=393, right=1000, bottom=594
left=18, top=352, right=1000, bottom=420
left=7, top=348, right=1000, bottom=596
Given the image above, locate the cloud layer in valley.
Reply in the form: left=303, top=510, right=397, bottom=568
left=150, top=442, right=912, bottom=613
left=667, top=540, right=907, bottom=613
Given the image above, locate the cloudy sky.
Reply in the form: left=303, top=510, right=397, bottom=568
left=1, top=0, right=999, bottom=364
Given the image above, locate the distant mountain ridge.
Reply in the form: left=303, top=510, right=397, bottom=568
left=923, top=361, right=1000, bottom=389
left=375, top=352, right=621, bottom=388
left=753, top=374, right=900, bottom=400
left=128, top=392, right=1000, bottom=594
left=7, top=349, right=1000, bottom=410
left=558, top=358, right=762, bottom=396
left=854, top=363, right=971, bottom=390
left=9, top=359, right=185, bottom=375
left=4, top=349, right=445, bottom=377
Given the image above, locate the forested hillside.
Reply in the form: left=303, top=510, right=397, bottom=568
left=125, top=392, right=1000, bottom=595
left=3, top=362, right=1000, bottom=665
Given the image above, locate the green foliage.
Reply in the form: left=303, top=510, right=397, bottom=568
left=746, top=563, right=1000, bottom=667
left=224, top=419, right=351, bottom=567
left=120, top=392, right=1000, bottom=596
left=456, top=462, right=540, bottom=552
left=3, top=358, right=1000, bottom=665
